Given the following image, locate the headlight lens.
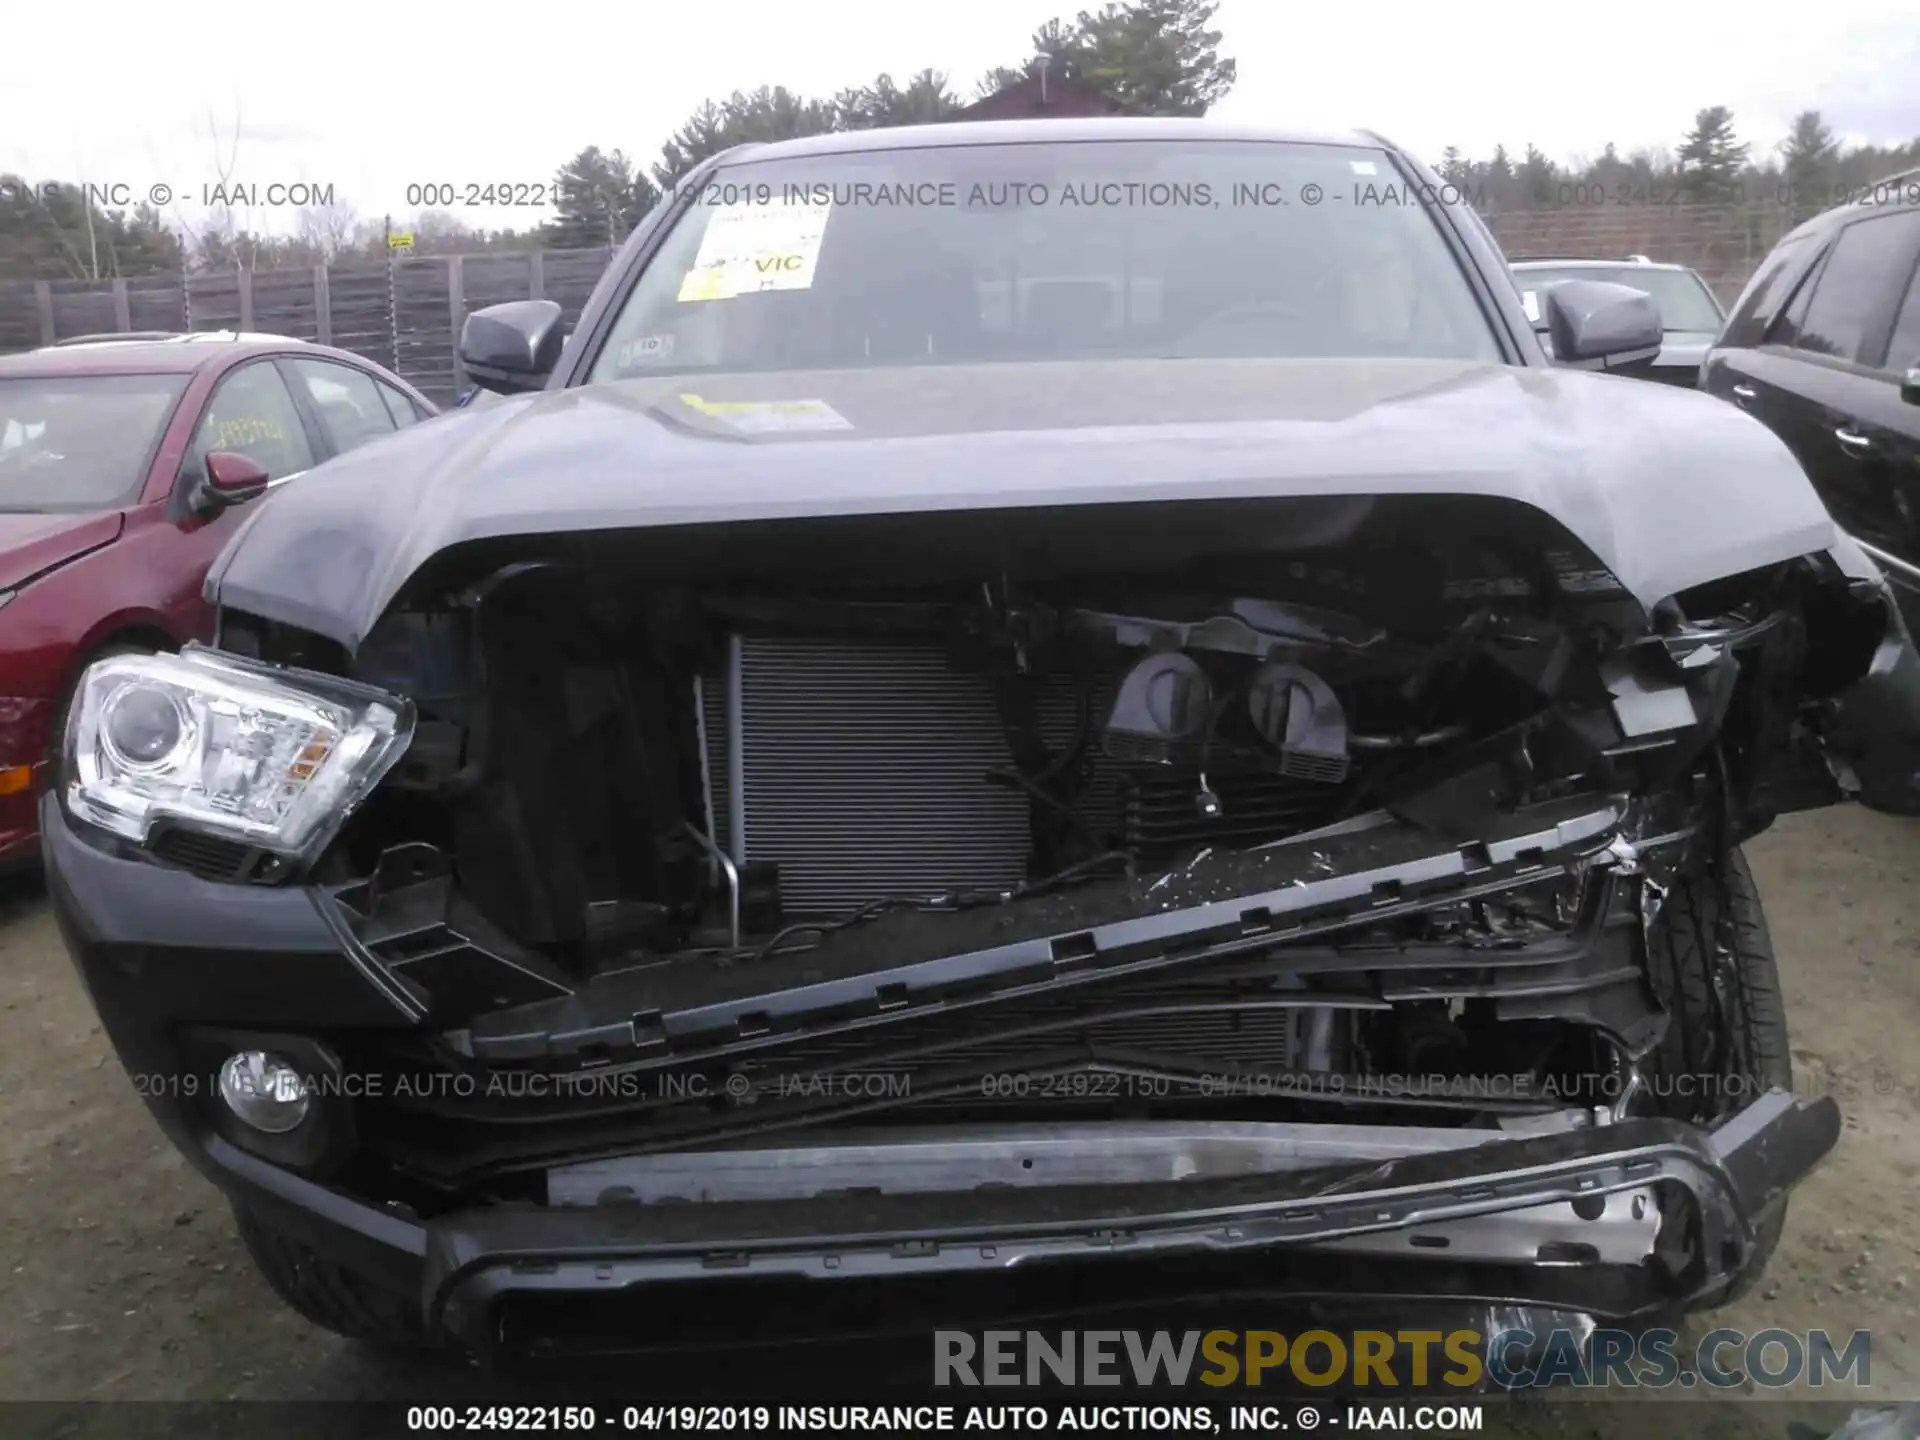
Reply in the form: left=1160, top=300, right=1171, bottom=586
left=65, top=644, right=414, bottom=864
left=101, top=684, right=191, bottom=767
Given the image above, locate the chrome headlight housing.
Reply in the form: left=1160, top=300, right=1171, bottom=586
left=64, top=644, right=414, bottom=865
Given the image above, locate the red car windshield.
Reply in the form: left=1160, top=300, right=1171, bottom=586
left=0, top=374, right=189, bottom=512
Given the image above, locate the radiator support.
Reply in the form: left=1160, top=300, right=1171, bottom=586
left=702, top=633, right=1349, bottom=918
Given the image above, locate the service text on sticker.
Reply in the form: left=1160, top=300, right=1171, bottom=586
left=677, top=198, right=833, bottom=304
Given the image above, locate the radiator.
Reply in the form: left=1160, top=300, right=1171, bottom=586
left=702, top=634, right=1343, bottom=919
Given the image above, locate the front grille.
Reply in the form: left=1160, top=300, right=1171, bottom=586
left=702, top=636, right=1348, bottom=918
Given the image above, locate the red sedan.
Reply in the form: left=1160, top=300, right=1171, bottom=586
left=0, top=332, right=437, bottom=868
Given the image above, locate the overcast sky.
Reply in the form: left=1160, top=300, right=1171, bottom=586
left=5, top=0, right=1918, bottom=236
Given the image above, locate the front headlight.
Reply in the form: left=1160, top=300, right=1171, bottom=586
left=64, top=643, right=414, bottom=865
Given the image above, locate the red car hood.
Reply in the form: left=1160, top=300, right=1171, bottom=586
left=0, top=511, right=124, bottom=592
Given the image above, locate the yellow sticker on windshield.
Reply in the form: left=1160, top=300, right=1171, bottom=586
left=676, top=198, right=833, bottom=303
left=213, top=416, right=285, bottom=447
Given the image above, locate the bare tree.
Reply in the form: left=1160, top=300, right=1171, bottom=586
left=163, top=107, right=259, bottom=271
left=403, top=209, right=485, bottom=255
left=25, top=178, right=102, bottom=280
left=75, top=169, right=101, bottom=278
left=296, top=199, right=362, bottom=262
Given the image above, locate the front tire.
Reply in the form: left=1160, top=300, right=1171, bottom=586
left=1641, top=846, right=1792, bottom=1305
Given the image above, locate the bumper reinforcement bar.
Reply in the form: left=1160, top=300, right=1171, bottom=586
left=419, top=1086, right=1837, bottom=1353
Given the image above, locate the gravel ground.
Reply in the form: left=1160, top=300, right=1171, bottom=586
left=2, top=806, right=1917, bottom=1436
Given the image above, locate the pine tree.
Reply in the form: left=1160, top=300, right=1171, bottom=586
left=1778, top=110, right=1840, bottom=219
left=1677, top=106, right=1749, bottom=202
left=1516, top=145, right=1558, bottom=206
left=548, top=147, right=659, bottom=250
left=652, top=88, right=842, bottom=191
left=834, top=71, right=962, bottom=130
left=979, top=0, right=1236, bottom=115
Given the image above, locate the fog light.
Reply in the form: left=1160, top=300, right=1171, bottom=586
left=218, top=1051, right=310, bottom=1134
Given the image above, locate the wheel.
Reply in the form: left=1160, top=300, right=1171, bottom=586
left=1640, top=845, right=1792, bottom=1305
left=233, top=1205, right=435, bottom=1351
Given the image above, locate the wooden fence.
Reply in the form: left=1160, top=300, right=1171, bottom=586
left=0, top=250, right=615, bottom=405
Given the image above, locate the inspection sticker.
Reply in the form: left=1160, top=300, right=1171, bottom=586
left=614, top=333, right=675, bottom=368
left=677, top=394, right=852, bottom=434
left=1520, top=289, right=1542, bottom=323
left=676, top=197, right=833, bottom=303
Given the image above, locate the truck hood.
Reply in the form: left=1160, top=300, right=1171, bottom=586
left=0, top=510, right=124, bottom=594
left=207, top=357, right=1840, bottom=651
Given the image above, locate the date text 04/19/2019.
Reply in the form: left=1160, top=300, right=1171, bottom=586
left=405, top=1405, right=773, bottom=1432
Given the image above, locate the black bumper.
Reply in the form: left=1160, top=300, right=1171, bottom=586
left=160, top=1083, right=1839, bottom=1357
left=40, top=789, right=424, bottom=1285
left=97, top=1075, right=1841, bottom=1358
left=42, top=789, right=1840, bottom=1358
left=418, top=1089, right=1835, bottom=1355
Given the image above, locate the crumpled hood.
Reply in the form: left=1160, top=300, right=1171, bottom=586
left=207, top=357, right=1840, bottom=651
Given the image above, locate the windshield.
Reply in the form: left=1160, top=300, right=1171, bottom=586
left=589, top=140, right=1503, bottom=382
left=0, top=375, right=188, bottom=511
left=1514, top=266, right=1725, bottom=334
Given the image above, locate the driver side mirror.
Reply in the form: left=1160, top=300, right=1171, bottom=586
left=1543, top=280, right=1663, bottom=370
left=190, top=450, right=271, bottom=514
left=459, top=300, right=564, bottom=395
left=1902, top=367, right=1920, bottom=406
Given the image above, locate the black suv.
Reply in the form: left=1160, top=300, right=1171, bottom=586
left=1703, top=176, right=1920, bottom=617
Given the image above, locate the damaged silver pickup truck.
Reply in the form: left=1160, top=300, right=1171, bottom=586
left=44, top=120, right=1918, bottom=1362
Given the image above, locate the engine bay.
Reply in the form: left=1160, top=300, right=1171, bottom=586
left=327, top=566, right=1615, bottom=979
left=686, top=590, right=1502, bottom=928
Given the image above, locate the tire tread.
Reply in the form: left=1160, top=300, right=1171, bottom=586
left=1643, top=846, right=1791, bottom=1305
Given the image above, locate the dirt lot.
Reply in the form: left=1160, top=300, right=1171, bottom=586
left=1, top=807, right=1918, bottom=1435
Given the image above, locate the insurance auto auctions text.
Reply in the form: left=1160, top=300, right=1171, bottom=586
left=735, top=1404, right=1476, bottom=1431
